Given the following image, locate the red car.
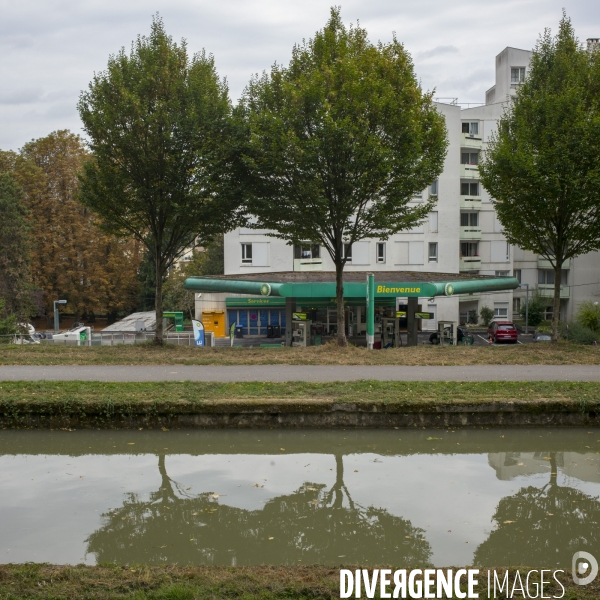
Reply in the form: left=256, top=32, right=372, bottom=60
left=487, top=321, right=519, bottom=344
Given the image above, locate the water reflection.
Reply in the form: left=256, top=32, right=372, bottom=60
left=86, top=453, right=432, bottom=566
left=475, top=452, right=600, bottom=567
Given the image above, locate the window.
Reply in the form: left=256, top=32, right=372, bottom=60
left=461, top=152, right=479, bottom=165
left=511, top=67, right=526, bottom=84
left=461, top=242, right=479, bottom=257
left=461, top=182, right=479, bottom=196
left=538, top=269, right=555, bottom=285
left=429, top=211, right=438, bottom=233
left=462, top=122, right=479, bottom=135
left=294, top=243, right=320, bottom=260
left=494, top=302, right=509, bottom=318
left=495, top=270, right=509, bottom=276
left=343, top=243, right=352, bottom=261
left=429, top=180, right=438, bottom=196
left=376, top=242, right=386, bottom=263
left=460, top=212, right=479, bottom=227
left=428, top=242, right=438, bottom=262
left=241, top=243, right=252, bottom=264
left=513, top=297, right=521, bottom=313
left=514, top=269, right=521, bottom=283
left=506, top=243, right=510, bottom=261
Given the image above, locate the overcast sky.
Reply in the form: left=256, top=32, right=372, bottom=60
left=1, top=0, right=598, bottom=151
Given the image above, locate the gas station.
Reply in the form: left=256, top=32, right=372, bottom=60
left=184, top=271, right=519, bottom=347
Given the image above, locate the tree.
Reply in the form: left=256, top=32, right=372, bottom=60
left=479, top=14, right=600, bottom=342
left=1, top=134, right=144, bottom=323
left=163, top=235, right=224, bottom=319
left=479, top=305, right=494, bottom=327
left=78, top=16, right=244, bottom=343
left=575, top=301, right=600, bottom=332
left=0, top=173, right=33, bottom=321
left=241, top=8, right=447, bottom=345
left=519, top=292, right=546, bottom=328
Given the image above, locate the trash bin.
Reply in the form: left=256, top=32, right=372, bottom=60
left=273, top=325, right=281, bottom=338
left=235, top=326, right=244, bottom=339
left=462, top=335, right=474, bottom=346
left=266, top=325, right=274, bottom=338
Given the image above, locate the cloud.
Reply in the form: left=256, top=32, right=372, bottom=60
left=0, top=0, right=598, bottom=150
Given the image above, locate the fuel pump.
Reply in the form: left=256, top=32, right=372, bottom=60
left=381, top=317, right=401, bottom=348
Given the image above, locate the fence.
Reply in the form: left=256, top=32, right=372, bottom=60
left=1, top=331, right=215, bottom=347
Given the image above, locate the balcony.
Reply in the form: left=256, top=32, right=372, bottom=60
left=537, top=257, right=570, bottom=269
left=460, top=226, right=482, bottom=240
left=460, top=196, right=482, bottom=210
left=538, top=284, right=570, bottom=299
left=460, top=164, right=479, bottom=179
left=461, top=133, right=483, bottom=149
left=460, top=257, right=481, bottom=271
left=293, top=258, right=323, bottom=272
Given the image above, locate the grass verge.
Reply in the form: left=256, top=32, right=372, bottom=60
left=1, top=379, right=600, bottom=406
left=0, top=564, right=594, bottom=599
left=0, top=341, right=599, bottom=366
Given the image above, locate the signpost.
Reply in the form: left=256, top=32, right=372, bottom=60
left=366, top=274, right=375, bottom=350
left=192, top=320, right=205, bottom=347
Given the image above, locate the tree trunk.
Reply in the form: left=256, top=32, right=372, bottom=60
left=551, top=261, right=562, bottom=343
left=154, top=251, right=164, bottom=345
left=335, top=260, right=347, bottom=347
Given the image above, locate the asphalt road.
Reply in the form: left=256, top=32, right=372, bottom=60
left=0, top=364, right=598, bottom=382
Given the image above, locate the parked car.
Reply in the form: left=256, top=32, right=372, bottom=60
left=533, top=332, right=552, bottom=343
left=488, top=321, right=518, bottom=344
left=429, top=326, right=468, bottom=345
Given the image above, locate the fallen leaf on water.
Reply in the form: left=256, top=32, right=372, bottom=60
left=426, top=437, right=441, bottom=441
left=127, top=443, right=135, bottom=445
left=503, top=520, right=516, bottom=524
left=306, top=487, right=317, bottom=492
left=254, top=484, right=259, bottom=488
left=280, top=448, right=285, bottom=451
left=161, top=427, right=169, bottom=432
left=354, top=470, right=359, bottom=472
left=268, top=537, right=274, bottom=540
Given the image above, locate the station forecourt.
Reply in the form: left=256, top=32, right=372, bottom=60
left=184, top=271, right=519, bottom=347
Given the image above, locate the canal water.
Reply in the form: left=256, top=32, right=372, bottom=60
left=1, top=428, right=599, bottom=568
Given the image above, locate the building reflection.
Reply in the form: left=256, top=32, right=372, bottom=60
left=85, top=453, right=432, bottom=566
left=476, top=452, right=600, bottom=568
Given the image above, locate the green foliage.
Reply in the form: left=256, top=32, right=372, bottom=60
left=561, top=322, right=598, bottom=345
left=0, top=173, right=33, bottom=321
left=479, top=14, right=600, bottom=340
left=0, top=299, right=18, bottom=336
left=479, top=306, right=494, bottom=327
left=163, top=236, right=224, bottom=318
left=467, top=310, right=478, bottom=325
left=520, top=293, right=547, bottom=328
left=576, top=301, right=600, bottom=332
left=77, top=16, right=243, bottom=341
left=241, top=8, right=447, bottom=345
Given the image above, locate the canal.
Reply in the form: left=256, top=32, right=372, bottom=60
left=1, top=428, right=599, bottom=568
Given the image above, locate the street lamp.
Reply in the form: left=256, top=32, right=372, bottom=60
left=53, top=300, right=67, bottom=333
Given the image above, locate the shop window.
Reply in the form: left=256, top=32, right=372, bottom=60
left=376, top=242, right=386, bottom=263
left=428, top=242, right=438, bottom=263
left=461, top=182, right=479, bottom=196
left=241, top=243, right=252, bottom=264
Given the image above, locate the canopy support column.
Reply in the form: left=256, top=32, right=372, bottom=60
left=366, top=274, right=375, bottom=350
left=285, top=297, right=296, bottom=347
left=407, top=297, right=418, bottom=347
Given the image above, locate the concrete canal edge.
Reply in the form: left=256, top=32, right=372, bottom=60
left=2, top=398, right=600, bottom=429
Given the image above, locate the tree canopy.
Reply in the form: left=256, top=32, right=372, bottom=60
left=241, top=7, right=447, bottom=345
left=479, top=14, right=600, bottom=341
left=78, top=16, right=244, bottom=342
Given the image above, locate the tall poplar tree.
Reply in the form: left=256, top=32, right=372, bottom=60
left=241, top=8, right=447, bottom=345
left=479, top=14, right=600, bottom=341
left=78, top=16, right=243, bottom=343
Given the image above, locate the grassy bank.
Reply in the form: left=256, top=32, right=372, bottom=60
left=0, top=341, right=599, bottom=366
left=0, top=564, right=593, bottom=599
left=1, top=380, right=599, bottom=430
left=1, top=379, right=599, bottom=405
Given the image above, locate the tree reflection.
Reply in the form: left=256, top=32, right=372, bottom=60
left=86, top=453, right=432, bottom=566
left=474, top=453, right=600, bottom=568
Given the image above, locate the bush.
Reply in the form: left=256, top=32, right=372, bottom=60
left=479, top=306, right=494, bottom=327
left=576, top=301, right=600, bottom=332
left=561, top=322, right=598, bottom=345
left=467, top=310, right=478, bottom=325
left=519, top=293, right=546, bottom=328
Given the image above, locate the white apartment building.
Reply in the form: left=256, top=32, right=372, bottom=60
left=218, top=45, right=600, bottom=332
